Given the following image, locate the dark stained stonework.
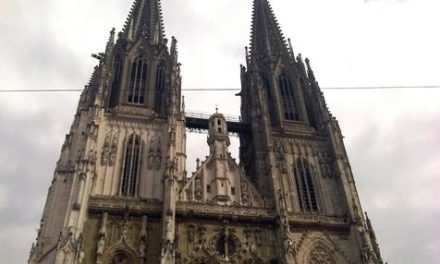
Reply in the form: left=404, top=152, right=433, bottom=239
left=28, top=1, right=383, bottom=264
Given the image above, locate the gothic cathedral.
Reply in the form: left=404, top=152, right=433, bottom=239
left=28, top=0, right=383, bottom=263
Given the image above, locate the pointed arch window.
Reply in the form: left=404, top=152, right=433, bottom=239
left=294, top=158, right=319, bottom=212
left=128, top=56, right=148, bottom=104
left=121, top=134, right=142, bottom=197
left=155, top=63, right=166, bottom=112
left=278, top=73, right=299, bottom=121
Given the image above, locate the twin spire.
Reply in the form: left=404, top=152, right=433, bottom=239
left=120, top=0, right=290, bottom=59
left=249, top=0, right=292, bottom=61
left=122, top=0, right=166, bottom=43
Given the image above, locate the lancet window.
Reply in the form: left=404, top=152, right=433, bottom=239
left=121, top=134, right=142, bottom=197
left=109, top=58, right=122, bottom=107
left=294, top=158, right=319, bottom=211
left=262, top=74, right=276, bottom=125
left=155, top=63, right=166, bottom=112
left=128, top=56, right=148, bottom=104
left=278, top=73, right=299, bottom=121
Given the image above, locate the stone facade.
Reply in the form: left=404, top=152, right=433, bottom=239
left=28, top=0, right=383, bottom=264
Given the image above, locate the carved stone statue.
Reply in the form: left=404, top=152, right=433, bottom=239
left=96, top=236, right=105, bottom=256
left=139, top=240, right=147, bottom=258
left=283, top=236, right=297, bottom=256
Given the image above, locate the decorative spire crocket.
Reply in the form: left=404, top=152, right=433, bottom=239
left=122, top=0, right=166, bottom=43
left=249, top=0, right=291, bottom=62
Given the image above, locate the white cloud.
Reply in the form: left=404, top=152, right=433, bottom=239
left=0, top=0, right=439, bottom=263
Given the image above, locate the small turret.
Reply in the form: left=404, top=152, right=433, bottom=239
left=207, top=111, right=231, bottom=158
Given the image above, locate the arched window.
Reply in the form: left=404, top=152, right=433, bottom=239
left=121, top=134, right=141, bottom=197
left=294, top=158, right=318, bottom=211
left=278, top=74, right=299, bottom=121
left=155, top=63, right=166, bottom=112
left=128, top=56, right=148, bottom=104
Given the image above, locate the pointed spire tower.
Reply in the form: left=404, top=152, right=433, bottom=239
left=240, top=0, right=384, bottom=263
left=249, top=0, right=293, bottom=63
left=28, top=1, right=186, bottom=263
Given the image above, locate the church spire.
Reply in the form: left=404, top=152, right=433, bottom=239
left=249, top=0, right=290, bottom=61
left=122, top=0, right=166, bottom=43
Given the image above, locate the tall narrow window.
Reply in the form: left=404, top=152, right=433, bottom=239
left=109, top=58, right=122, bottom=107
left=128, top=56, right=148, bottom=104
left=155, top=64, right=166, bottom=112
left=121, top=134, right=141, bottom=197
left=262, top=75, right=276, bottom=125
left=294, top=158, right=318, bottom=211
left=278, top=74, right=299, bottom=121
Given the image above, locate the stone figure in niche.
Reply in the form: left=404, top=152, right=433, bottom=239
left=96, top=236, right=105, bottom=256
left=88, top=122, right=99, bottom=138
left=274, top=140, right=287, bottom=173
left=165, top=214, right=174, bottom=240
left=138, top=240, right=146, bottom=258
left=169, top=128, right=176, bottom=144
left=243, top=230, right=251, bottom=252
left=283, top=236, right=297, bottom=256
left=147, top=148, right=155, bottom=169
left=88, top=150, right=97, bottom=164
left=194, top=176, right=202, bottom=201
left=101, top=133, right=111, bottom=165
left=147, top=136, right=156, bottom=170
left=76, top=150, right=83, bottom=162
left=195, top=226, right=206, bottom=251
left=121, top=222, right=128, bottom=240
left=78, top=251, right=85, bottom=264
left=155, top=145, right=162, bottom=170
left=109, top=133, right=118, bottom=166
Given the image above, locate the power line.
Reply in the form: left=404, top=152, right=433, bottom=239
left=0, top=85, right=440, bottom=93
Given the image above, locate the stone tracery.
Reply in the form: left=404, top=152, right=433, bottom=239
left=308, top=245, right=335, bottom=264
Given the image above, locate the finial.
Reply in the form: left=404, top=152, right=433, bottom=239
left=288, top=38, right=295, bottom=61
left=245, top=46, right=251, bottom=66
left=196, top=158, right=200, bottom=168
left=305, top=58, right=315, bottom=80
left=305, top=57, right=310, bottom=68
left=181, top=96, right=185, bottom=112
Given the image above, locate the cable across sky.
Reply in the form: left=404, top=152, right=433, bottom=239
left=0, top=85, right=440, bottom=93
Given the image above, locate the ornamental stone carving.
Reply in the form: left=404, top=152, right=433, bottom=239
left=147, top=136, right=162, bottom=170
left=308, top=245, right=335, bottom=264
left=101, top=132, right=118, bottom=166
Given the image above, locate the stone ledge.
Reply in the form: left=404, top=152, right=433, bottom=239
left=88, top=197, right=349, bottom=229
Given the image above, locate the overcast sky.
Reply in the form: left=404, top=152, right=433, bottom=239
left=1, top=0, right=439, bottom=263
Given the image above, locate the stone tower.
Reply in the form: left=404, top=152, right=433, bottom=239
left=28, top=0, right=383, bottom=264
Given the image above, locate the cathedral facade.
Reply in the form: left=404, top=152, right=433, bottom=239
left=28, top=0, right=383, bottom=263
